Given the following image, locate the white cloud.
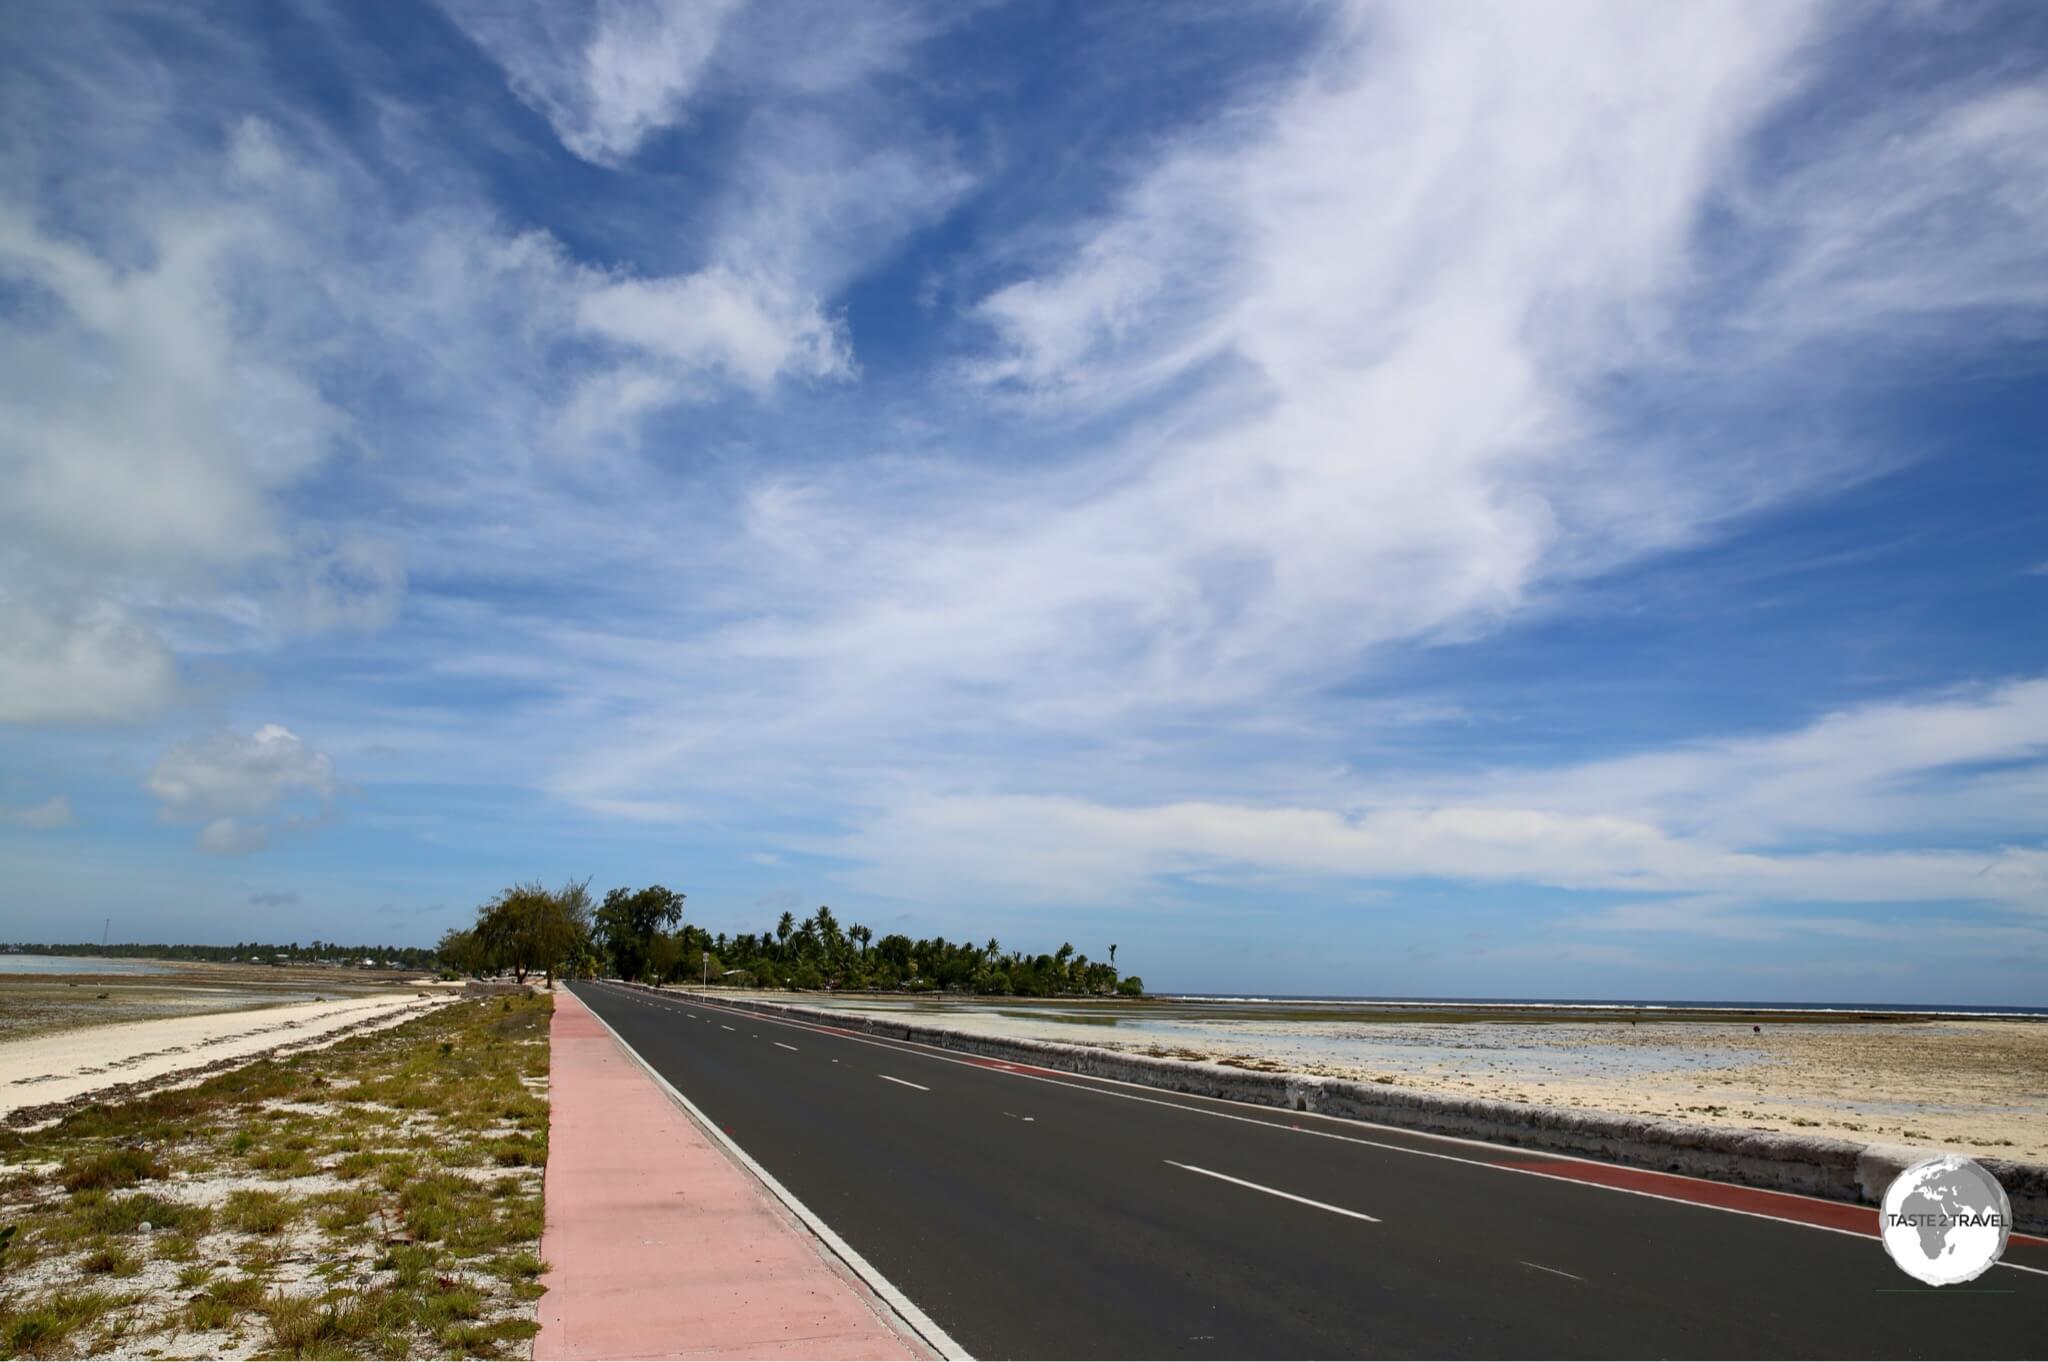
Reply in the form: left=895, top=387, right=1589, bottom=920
left=556, top=1, right=1839, bottom=804
left=0, top=201, right=338, bottom=575
left=823, top=792, right=2048, bottom=912
left=553, top=0, right=2048, bottom=837
left=438, top=0, right=741, bottom=165
left=284, top=537, right=408, bottom=634
left=1469, top=678, right=2048, bottom=846
left=147, top=723, right=344, bottom=854
left=793, top=680, right=2048, bottom=915
left=0, top=75, right=930, bottom=726
left=576, top=267, right=850, bottom=390
left=1746, top=83, right=2048, bottom=337
left=198, top=817, right=270, bottom=856
left=0, top=596, right=178, bottom=723
left=0, top=795, right=73, bottom=830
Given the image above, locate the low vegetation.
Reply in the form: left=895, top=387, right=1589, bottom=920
left=1, top=942, right=440, bottom=970
left=0, top=995, right=550, bottom=1358
left=439, top=880, right=1145, bottom=998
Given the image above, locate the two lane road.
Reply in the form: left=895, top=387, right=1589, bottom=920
left=570, top=981, right=2047, bottom=1359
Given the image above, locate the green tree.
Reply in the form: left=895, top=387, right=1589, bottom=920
left=596, top=884, right=686, bottom=981
left=475, top=878, right=590, bottom=985
left=437, top=927, right=486, bottom=977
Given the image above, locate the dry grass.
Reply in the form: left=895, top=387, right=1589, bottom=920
left=0, top=995, right=551, bottom=1359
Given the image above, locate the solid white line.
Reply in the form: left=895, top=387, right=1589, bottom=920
left=626, top=986, right=2048, bottom=1282
left=1165, top=1161, right=1379, bottom=1223
left=1520, top=1260, right=1584, bottom=1282
left=879, top=1074, right=930, bottom=1091
left=775, top=1042, right=799, bottom=1052
left=569, top=988, right=971, bottom=1360
left=659, top=990, right=2048, bottom=1278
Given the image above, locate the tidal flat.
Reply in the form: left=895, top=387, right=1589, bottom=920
left=763, top=992, right=2048, bottom=1162
left=0, top=960, right=438, bottom=1045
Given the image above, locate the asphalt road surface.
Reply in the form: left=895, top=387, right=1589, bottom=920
left=569, top=981, right=2048, bottom=1360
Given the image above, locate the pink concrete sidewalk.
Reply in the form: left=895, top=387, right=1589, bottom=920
left=535, top=989, right=925, bottom=1361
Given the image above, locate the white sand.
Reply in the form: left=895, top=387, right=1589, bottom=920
left=773, top=996, right=2048, bottom=1162
left=0, top=992, right=450, bottom=1121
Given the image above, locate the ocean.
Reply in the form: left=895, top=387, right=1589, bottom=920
left=1164, top=993, right=2048, bottom=1019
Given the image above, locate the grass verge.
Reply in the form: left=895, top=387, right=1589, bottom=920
left=0, top=994, right=550, bottom=1359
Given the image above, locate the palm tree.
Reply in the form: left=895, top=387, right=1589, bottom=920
left=1109, top=943, right=1117, bottom=971
left=851, top=924, right=871, bottom=957
left=776, top=911, right=795, bottom=960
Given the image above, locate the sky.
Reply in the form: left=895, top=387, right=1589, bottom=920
left=3, top=0, right=2046, bottom=1004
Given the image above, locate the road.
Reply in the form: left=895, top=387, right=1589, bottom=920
left=570, top=981, right=2048, bottom=1360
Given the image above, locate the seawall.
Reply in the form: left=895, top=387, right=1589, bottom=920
left=641, top=985, right=2048, bottom=1235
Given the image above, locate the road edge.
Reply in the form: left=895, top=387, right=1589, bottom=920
left=669, top=986, right=2048, bottom=1236
left=567, top=984, right=973, bottom=1362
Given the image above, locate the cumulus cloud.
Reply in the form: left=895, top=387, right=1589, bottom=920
left=0, top=796, right=73, bottom=830
left=147, top=724, right=344, bottom=854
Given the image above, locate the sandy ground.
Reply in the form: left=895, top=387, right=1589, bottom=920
left=0, top=960, right=445, bottom=1042
left=0, top=993, right=452, bottom=1124
left=763, top=995, right=2048, bottom=1162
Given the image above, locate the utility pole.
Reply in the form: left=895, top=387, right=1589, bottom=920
left=102, top=917, right=110, bottom=951
left=702, top=949, right=709, bottom=991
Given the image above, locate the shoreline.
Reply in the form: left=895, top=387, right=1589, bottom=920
left=670, top=985, right=2048, bottom=1233
left=698, top=987, right=2048, bottom=1163
left=0, top=993, right=454, bottom=1127
left=0, top=958, right=449, bottom=1046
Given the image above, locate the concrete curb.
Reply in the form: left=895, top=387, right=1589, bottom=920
left=639, top=985, right=2048, bottom=1235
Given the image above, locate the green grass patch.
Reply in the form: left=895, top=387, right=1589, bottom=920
left=222, top=1188, right=299, bottom=1235
left=77, top=1241, right=138, bottom=1276
left=78, top=1191, right=209, bottom=1238
left=0, top=1290, right=133, bottom=1359
left=57, top=1147, right=165, bottom=1193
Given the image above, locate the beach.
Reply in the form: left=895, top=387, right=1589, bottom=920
left=0, top=957, right=443, bottom=1043
left=763, top=993, right=2048, bottom=1162
left=0, top=959, right=462, bottom=1125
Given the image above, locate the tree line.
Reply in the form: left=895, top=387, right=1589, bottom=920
left=436, top=881, right=1144, bottom=997
left=2, top=941, right=438, bottom=968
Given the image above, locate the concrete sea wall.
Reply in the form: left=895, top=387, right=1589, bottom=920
left=640, top=985, right=2048, bottom=1235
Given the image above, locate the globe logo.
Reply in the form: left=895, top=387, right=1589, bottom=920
left=1880, top=1155, right=2011, bottom=1286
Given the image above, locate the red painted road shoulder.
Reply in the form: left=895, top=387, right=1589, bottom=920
left=535, top=988, right=927, bottom=1361
left=668, top=986, right=2048, bottom=1267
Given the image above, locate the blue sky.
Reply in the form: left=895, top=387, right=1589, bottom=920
left=3, top=1, right=2046, bottom=1003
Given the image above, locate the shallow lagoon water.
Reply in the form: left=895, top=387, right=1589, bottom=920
left=810, top=997, right=1768, bottom=1078
left=0, top=955, right=176, bottom=976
